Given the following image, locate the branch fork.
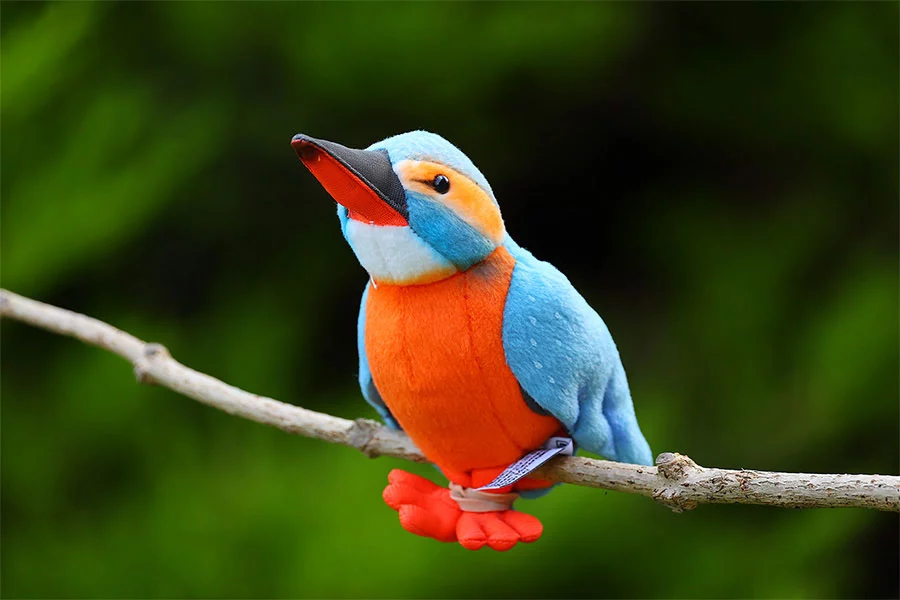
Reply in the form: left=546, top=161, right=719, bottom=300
left=654, top=453, right=703, bottom=512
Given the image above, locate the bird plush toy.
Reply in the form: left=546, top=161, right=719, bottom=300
left=292, top=131, right=653, bottom=551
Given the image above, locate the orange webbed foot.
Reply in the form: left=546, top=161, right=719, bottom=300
left=456, top=510, right=543, bottom=551
left=383, top=469, right=545, bottom=551
left=383, top=469, right=461, bottom=543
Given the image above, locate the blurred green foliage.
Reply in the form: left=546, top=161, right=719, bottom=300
left=1, top=3, right=897, bottom=598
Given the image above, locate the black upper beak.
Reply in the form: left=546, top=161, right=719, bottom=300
left=291, top=133, right=408, bottom=225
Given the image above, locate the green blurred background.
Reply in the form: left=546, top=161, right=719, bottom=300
left=2, top=2, right=897, bottom=598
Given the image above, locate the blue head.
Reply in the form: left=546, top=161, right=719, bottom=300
left=293, top=131, right=506, bottom=285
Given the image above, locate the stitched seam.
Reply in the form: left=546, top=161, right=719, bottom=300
left=462, top=272, right=524, bottom=457
left=571, top=383, right=592, bottom=440
left=397, top=289, right=417, bottom=401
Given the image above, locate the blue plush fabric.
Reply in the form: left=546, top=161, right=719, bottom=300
left=406, top=191, right=497, bottom=271
left=367, top=131, right=497, bottom=204
left=357, top=285, right=401, bottom=430
left=501, top=240, right=653, bottom=466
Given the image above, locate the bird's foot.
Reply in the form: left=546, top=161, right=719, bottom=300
left=382, top=469, right=543, bottom=551
left=383, top=469, right=460, bottom=542
left=455, top=510, right=543, bottom=551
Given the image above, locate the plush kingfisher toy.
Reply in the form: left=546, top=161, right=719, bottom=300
left=291, top=131, right=653, bottom=551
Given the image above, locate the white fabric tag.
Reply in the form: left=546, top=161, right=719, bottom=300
left=475, top=437, right=574, bottom=491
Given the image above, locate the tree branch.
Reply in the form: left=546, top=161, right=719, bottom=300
left=2, top=288, right=898, bottom=513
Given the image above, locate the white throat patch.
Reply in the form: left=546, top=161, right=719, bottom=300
left=345, top=220, right=457, bottom=285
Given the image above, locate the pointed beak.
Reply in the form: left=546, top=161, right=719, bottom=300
left=291, top=134, right=408, bottom=226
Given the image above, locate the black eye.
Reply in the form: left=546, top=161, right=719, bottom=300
left=432, top=174, right=450, bottom=194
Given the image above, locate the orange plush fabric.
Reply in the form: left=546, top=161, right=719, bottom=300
left=364, top=246, right=562, bottom=482
left=394, top=160, right=505, bottom=243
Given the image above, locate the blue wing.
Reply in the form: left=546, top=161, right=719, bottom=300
left=501, top=239, right=653, bottom=466
left=358, top=284, right=401, bottom=430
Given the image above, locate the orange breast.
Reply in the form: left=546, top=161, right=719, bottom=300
left=364, top=246, right=561, bottom=475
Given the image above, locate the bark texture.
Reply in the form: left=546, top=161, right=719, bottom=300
left=3, top=288, right=897, bottom=512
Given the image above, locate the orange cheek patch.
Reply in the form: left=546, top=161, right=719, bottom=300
left=395, top=160, right=505, bottom=243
